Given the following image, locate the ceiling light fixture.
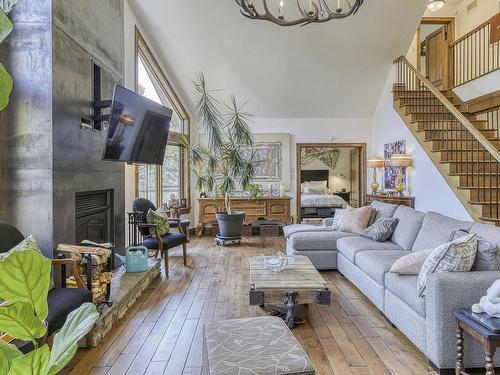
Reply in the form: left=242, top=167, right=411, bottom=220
left=426, top=0, right=445, bottom=12
left=235, top=0, right=364, bottom=26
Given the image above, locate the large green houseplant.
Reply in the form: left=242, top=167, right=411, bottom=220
left=0, top=0, right=19, bottom=111
left=0, top=243, right=99, bottom=375
left=183, top=74, right=255, bottom=239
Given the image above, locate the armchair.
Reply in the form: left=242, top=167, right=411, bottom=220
left=0, top=221, right=92, bottom=339
left=129, top=198, right=188, bottom=277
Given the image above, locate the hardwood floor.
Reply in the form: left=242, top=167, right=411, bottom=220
left=65, top=236, right=440, bottom=375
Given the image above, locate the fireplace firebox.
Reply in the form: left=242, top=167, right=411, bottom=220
left=75, top=190, right=114, bottom=245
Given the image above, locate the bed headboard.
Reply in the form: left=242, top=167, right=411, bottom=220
left=300, top=170, right=329, bottom=187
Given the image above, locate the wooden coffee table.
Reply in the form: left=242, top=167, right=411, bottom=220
left=249, top=255, right=330, bottom=328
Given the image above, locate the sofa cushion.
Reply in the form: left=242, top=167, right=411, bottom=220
left=385, top=273, right=426, bottom=316
left=370, top=200, right=399, bottom=222
left=288, top=230, right=355, bottom=251
left=283, top=224, right=333, bottom=238
left=337, top=236, right=404, bottom=263
left=412, top=211, right=473, bottom=251
left=470, top=223, right=500, bottom=266
left=449, top=230, right=499, bottom=271
left=356, top=250, right=410, bottom=285
left=390, top=206, right=425, bottom=251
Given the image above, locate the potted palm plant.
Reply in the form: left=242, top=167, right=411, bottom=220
left=183, top=74, right=255, bottom=240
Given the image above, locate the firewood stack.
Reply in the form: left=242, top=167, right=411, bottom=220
left=57, top=243, right=114, bottom=304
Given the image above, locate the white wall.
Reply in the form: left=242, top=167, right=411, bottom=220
left=372, top=67, right=473, bottom=220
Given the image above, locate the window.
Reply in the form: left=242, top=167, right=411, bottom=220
left=134, top=28, right=190, bottom=207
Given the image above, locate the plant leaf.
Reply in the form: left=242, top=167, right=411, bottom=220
left=0, top=63, right=12, bottom=112
left=0, top=0, right=18, bottom=15
left=0, top=340, right=22, bottom=374
left=0, top=246, right=52, bottom=320
left=0, top=302, right=47, bottom=342
left=8, top=345, right=49, bottom=375
left=0, top=10, right=12, bottom=43
left=46, top=303, right=99, bottom=375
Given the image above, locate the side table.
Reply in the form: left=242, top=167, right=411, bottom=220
left=454, top=309, right=500, bottom=375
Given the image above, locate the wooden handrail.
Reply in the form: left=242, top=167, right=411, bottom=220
left=450, top=18, right=492, bottom=47
left=394, top=56, right=500, bottom=164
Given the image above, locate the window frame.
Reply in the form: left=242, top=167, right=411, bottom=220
left=134, top=28, right=190, bottom=207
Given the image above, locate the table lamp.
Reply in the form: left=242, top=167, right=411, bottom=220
left=367, top=157, right=385, bottom=194
left=389, top=153, right=413, bottom=195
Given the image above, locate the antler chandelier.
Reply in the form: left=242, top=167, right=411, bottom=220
left=236, top=0, right=364, bottom=26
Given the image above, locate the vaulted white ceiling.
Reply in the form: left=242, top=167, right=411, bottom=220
left=129, top=0, right=427, bottom=118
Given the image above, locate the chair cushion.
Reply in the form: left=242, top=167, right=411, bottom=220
left=143, top=232, right=187, bottom=250
left=288, top=230, right=355, bottom=251
left=390, top=206, right=425, bottom=251
left=336, top=236, right=404, bottom=263
left=0, top=221, right=24, bottom=254
left=355, top=250, right=410, bottom=285
left=385, top=273, right=426, bottom=317
left=283, top=224, right=333, bottom=238
left=412, top=211, right=473, bottom=251
left=47, top=287, right=92, bottom=335
left=370, top=200, right=399, bottom=222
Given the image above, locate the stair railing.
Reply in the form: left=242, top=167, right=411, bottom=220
left=394, top=56, right=500, bottom=222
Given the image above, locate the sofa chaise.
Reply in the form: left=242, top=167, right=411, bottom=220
left=284, top=201, right=500, bottom=372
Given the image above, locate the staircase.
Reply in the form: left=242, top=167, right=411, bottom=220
left=393, top=56, right=500, bottom=225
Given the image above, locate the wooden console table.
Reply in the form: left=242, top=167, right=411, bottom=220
left=197, top=196, right=292, bottom=229
left=365, top=194, right=415, bottom=208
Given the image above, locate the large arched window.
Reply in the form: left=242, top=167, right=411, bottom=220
left=134, top=28, right=190, bottom=206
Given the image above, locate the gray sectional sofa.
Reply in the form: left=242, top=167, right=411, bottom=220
left=284, top=201, right=500, bottom=371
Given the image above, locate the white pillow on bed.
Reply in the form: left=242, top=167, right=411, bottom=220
left=303, top=187, right=326, bottom=195
left=306, top=180, right=328, bottom=188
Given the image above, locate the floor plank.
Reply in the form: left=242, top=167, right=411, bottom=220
left=68, top=236, right=439, bottom=375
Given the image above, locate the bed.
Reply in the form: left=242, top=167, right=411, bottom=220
left=300, top=170, right=348, bottom=219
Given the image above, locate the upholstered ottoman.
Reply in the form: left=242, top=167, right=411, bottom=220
left=202, top=316, right=315, bottom=375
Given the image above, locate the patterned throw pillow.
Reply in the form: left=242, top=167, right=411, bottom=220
left=339, top=205, right=374, bottom=234
left=147, top=208, right=170, bottom=236
left=0, top=235, right=55, bottom=290
left=417, top=233, right=478, bottom=297
left=331, top=209, right=346, bottom=230
left=360, top=217, right=399, bottom=242
left=448, top=230, right=499, bottom=271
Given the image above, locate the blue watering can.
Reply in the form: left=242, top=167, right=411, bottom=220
left=116, top=246, right=148, bottom=273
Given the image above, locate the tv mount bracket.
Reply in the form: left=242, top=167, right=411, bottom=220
left=92, top=63, right=111, bottom=130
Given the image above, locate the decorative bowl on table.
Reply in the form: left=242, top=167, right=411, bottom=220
left=260, top=251, right=295, bottom=273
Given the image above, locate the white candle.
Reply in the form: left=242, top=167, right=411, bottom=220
left=279, top=0, right=284, bottom=16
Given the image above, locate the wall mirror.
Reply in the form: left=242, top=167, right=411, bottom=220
left=296, top=143, right=366, bottom=223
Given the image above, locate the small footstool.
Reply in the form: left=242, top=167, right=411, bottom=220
left=202, top=316, right=315, bottom=375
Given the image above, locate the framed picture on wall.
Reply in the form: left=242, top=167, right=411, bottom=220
left=240, top=142, right=283, bottom=181
left=384, top=140, right=406, bottom=190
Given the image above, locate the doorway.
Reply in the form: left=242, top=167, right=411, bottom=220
left=417, top=17, right=455, bottom=89
left=296, top=143, right=367, bottom=223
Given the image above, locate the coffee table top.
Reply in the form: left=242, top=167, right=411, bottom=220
left=249, top=255, right=327, bottom=290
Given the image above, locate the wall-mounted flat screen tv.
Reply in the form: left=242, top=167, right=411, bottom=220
left=102, top=84, right=172, bottom=165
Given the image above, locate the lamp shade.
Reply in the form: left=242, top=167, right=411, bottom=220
left=390, top=153, right=413, bottom=168
left=427, top=0, right=445, bottom=11
left=367, top=157, right=385, bottom=168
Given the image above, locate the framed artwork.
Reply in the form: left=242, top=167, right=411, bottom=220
left=300, top=147, right=340, bottom=169
left=241, top=142, right=282, bottom=181
left=384, top=140, right=406, bottom=190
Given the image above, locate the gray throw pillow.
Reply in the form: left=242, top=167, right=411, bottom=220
left=360, top=217, right=399, bottom=242
left=417, top=233, right=478, bottom=297
left=331, top=209, right=346, bottom=231
left=449, top=230, right=499, bottom=271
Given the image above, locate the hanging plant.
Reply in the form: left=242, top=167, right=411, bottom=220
left=0, top=0, right=19, bottom=111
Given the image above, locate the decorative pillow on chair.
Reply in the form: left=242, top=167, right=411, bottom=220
left=389, top=249, right=433, bottom=275
left=147, top=208, right=170, bottom=236
left=417, top=233, right=478, bottom=297
left=338, top=206, right=373, bottom=234
left=331, top=209, right=346, bottom=230
left=360, top=217, right=399, bottom=242
left=448, top=230, right=499, bottom=271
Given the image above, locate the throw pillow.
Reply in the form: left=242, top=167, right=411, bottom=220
left=339, top=205, right=374, bottom=234
left=417, top=233, right=478, bottom=297
left=331, top=209, right=346, bottom=231
left=389, top=249, right=433, bottom=275
left=449, top=230, right=499, bottom=271
left=303, top=187, right=326, bottom=195
left=147, top=208, right=170, bottom=236
left=0, top=235, right=55, bottom=290
left=360, top=217, right=399, bottom=242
